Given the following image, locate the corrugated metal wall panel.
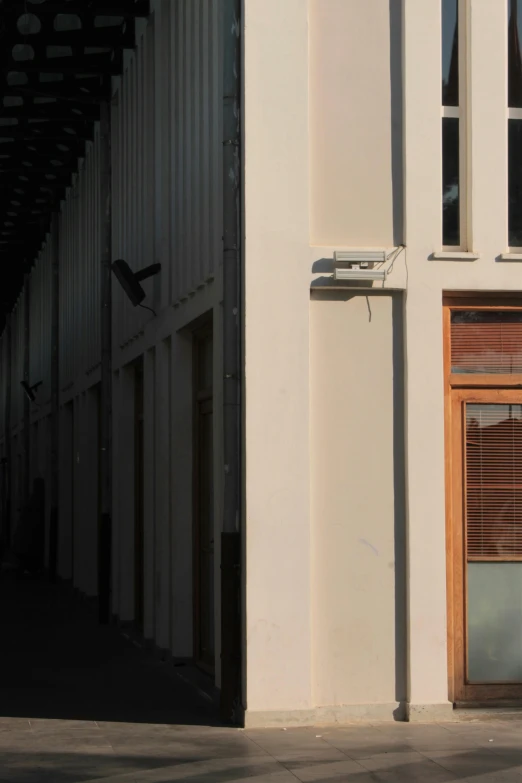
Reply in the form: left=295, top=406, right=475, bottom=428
left=112, top=29, right=154, bottom=348
left=112, top=2, right=222, bottom=347
left=59, top=128, right=102, bottom=389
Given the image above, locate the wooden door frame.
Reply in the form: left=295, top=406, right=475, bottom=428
left=448, top=387, right=522, bottom=701
left=444, top=295, right=522, bottom=703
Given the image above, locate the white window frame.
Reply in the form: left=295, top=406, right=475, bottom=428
left=441, top=0, right=469, bottom=252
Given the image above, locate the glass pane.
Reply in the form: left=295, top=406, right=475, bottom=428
left=465, top=403, right=522, bottom=558
left=451, top=310, right=522, bottom=374
left=443, top=118, right=460, bottom=246
left=468, top=563, right=522, bottom=682
left=509, top=0, right=522, bottom=108
left=442, top=0, right=459, bottom=106
left=509, top=120, right=522, bottom=246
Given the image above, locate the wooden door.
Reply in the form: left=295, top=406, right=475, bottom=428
left=444, top=298, right=522, bottom=702
left=450, top=387, right=522, bottom=701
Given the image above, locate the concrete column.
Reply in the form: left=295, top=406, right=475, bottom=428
left=49, top=213, right=60, bottom=581
left=58, top=403, right=73, bottom=581
left=111, top=370, right=121, bottom=617
left=170, top=332, right=193, bottom=658
left=243, top=0, right=311, bottom=720
left=154, top=338, right=171, bottom=650
left=143, top=348, right=156, bottom=640
left=115, top=366, right=135, bottom=622
left=403, top=0, right=452, bottom=718
left=74, top=393, right=87, bottom=593
left=213, top=301, right=224, bottom=687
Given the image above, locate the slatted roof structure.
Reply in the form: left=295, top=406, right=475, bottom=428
left=0, top=0, right=150, bottom=327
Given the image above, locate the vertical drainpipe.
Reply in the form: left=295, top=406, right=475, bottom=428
left=23, top=275, right=30, bottom=512
left=49, top=213, right=60, bottom=582
left=221, top=0, right=242, bottom=724
left=99, top=98, right=113, bottom=624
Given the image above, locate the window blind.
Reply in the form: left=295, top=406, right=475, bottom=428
left=451, top=310, right=522, bottom=374
left=466, top=404, right=522, bottom=559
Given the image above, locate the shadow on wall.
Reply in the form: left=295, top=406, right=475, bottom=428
left=389, top=0, right=404, bottom=247
left=392, top=293, right=407, bottom=712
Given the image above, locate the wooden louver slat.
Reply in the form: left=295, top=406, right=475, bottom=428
left=451, top=310, right=522, bottom=374
left=466, top=405, right=522, bottom=559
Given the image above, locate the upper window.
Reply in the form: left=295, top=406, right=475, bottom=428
left=508, top=0, right=522, bottom=246
left=442, top=0, right=462, bottom=248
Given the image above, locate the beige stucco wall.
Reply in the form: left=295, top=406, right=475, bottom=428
left=309, top=0, right=396, bottom=247
left=310, top=291, right=405, bottom=710
left=243, top=0, right=403, bottom=724
left=244, top=0, right=522, bottom=725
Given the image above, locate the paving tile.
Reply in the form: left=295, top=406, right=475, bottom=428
left=422, top=748, right=522, bottom=777
left=77, top=755, right=285, bottom=783
left=0, top=719, right=31, bottom=733
left=457, top=770, right=522, bottom=783
left=290, top=758, right=369, bottom=781
left=270, top=749, right=351, bottom=770
left=356, top=750, right=459, bottom=782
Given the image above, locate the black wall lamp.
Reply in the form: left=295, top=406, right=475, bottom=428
left=111, top=259, right=161, bottom=308
left=21, top=380, right=42, bottom=403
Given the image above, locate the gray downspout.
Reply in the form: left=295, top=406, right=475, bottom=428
left=221, top=0, right=242, bottom=724
left=99, top=99, right=113, bottom=624
left=49, top=213, right=60, bottom=582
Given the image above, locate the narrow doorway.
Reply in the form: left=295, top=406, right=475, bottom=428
left=193, top=324, right=215, bottom=674
left=134, top=358, right=145, bottom=633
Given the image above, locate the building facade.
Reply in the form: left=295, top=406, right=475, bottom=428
left=1, top=0, right=521, bottom=726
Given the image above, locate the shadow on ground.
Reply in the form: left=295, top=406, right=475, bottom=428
left=0, top=570, right=221, bottom=727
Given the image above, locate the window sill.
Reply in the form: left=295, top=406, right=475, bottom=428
left=498, top=253, right=522, bottom=261
left=431, top=251, right=480, bottom=261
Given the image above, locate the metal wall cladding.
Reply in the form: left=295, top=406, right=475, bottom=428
left=59, top=126, right=102, bottom=390
left=112, top=1, right=223, bottom=349
left=3, top=0, right=224, bottom=404
left=29, top=238, right=53, bottom=408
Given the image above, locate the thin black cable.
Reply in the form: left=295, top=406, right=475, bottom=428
left=138, top=304, right=157, bottom=317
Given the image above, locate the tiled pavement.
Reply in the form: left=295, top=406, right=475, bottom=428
left=2, top=573, right=522, bottom=781
left=2, top=719, right=522, bottom=783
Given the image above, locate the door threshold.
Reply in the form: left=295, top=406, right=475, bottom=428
left=454, top=701, right=522, bottom=719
